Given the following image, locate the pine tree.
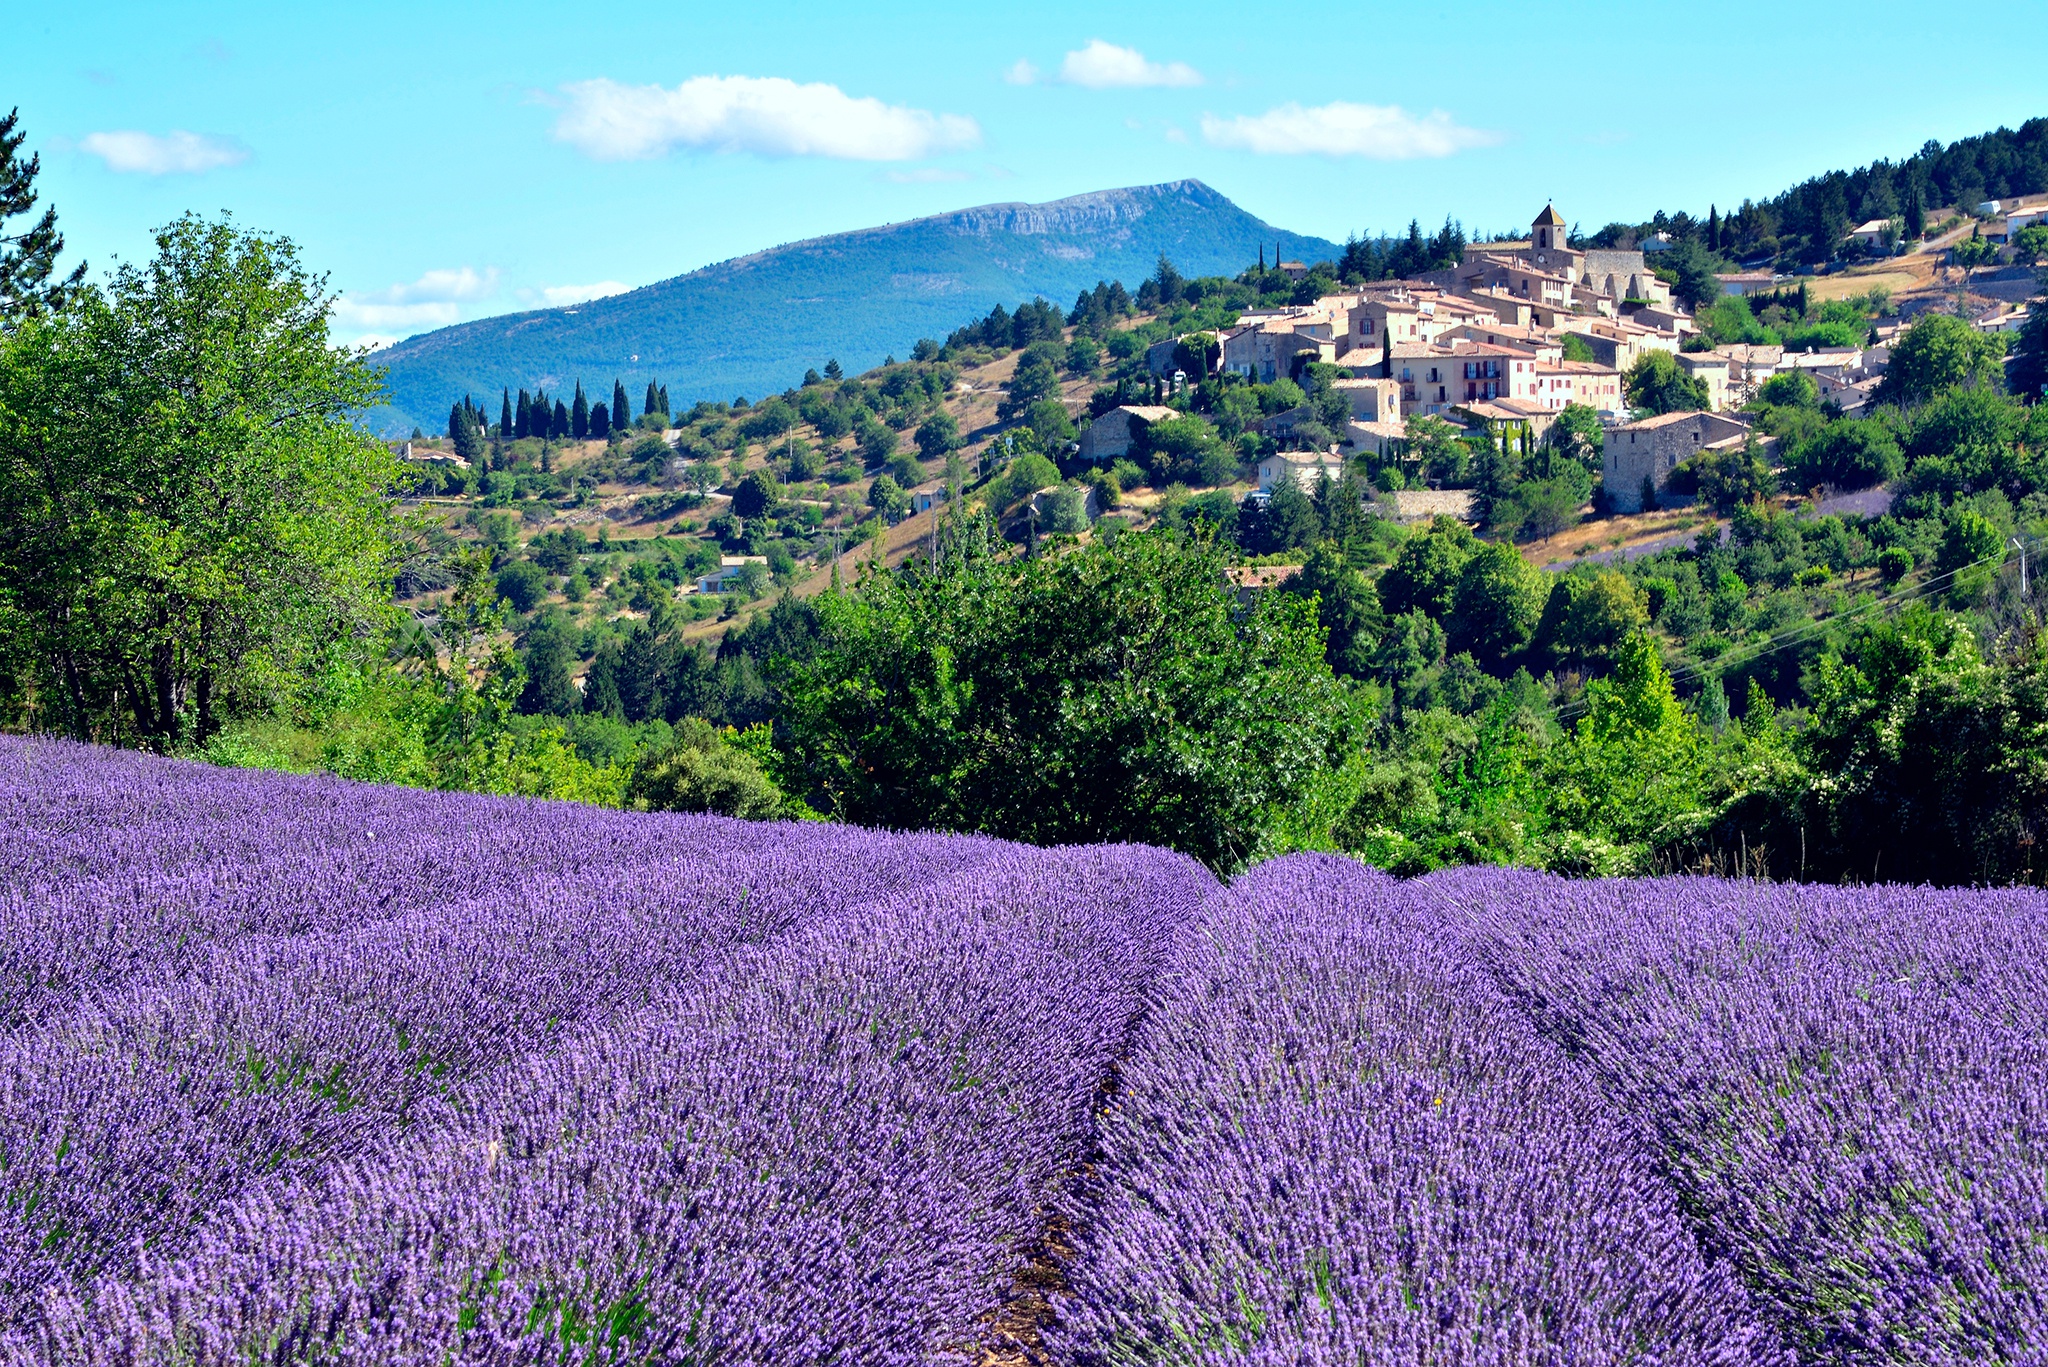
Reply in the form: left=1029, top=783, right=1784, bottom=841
left=572, top=381, right=589, bottom=439
left=644, top=381, right=659, bottom=419
left=824, top=358, right=843, bottom=380
left=613, top=379, right=630, bottom=428
left=0, top=107, right=87, bottom=322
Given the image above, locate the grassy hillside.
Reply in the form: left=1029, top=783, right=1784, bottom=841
left=369, top=180, right=1338, bottom=435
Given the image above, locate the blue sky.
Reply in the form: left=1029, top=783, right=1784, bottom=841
left=11, top=1, right=2045, bottom=347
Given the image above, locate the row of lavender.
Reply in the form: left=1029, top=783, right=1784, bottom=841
left=7, top=736, right=2047, bottom=1363
left=1055, top=857, right=2048, bottom=1363
left=0, top=738, right=1214, bottom=1362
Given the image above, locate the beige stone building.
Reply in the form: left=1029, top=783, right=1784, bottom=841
left=1603, top=411, right=1754, bottom=512
left=1077, top=405, right=1178, bottom=462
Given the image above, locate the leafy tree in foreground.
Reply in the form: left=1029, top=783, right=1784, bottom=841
left=0, top=108, right=86, bottom=323
left=0, top=213, right=400, bottom=748
left=777, top=527, right=1368, bottom=870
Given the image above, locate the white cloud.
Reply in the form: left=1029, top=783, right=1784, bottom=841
left=1200, top=101, right=1497, bottom=159
left=1059, top=40, right=1201, bottom=89
left=79, top=130, right=247, bottom=175
left=882, top=167, right=972, bottom=184
left=554, top=75, right=980, bottom=162
left=541, top=280, right=631, bottom=306
left=330, top=267, right=500, bottom=332
left=1003, top=59, right=1039, bottom=86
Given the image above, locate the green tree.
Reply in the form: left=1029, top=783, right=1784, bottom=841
left=1548, top=402, right=1604, bottom=469
left=0, top=214, right=400, bottom=748
left=998, top=341, right=1062, bottom=422
left=2011, top=299, right=2048, bottom=404
left=1874, top=313, right=2006, bottom=407
left=1936, top=504, right=2003, bottom=600
left=1662, top=237, right=1722, bottom=311
left=1260, top=475, right=1320, bottom=552
left=856, top=414, right=897, bottom=467
left=1025, top=397, right=1076, bottom=449
left=1624, top=351, right=1711, bottom=415
left=1757, top=371, right=1820, bottom=409
left=518, top=628, right=580, bottom=716
left=612, top=379, right=630, bottom=430
left=0, top=108, right=86, bottom=322
left=493, top=560, right=547, bottom=613
left=2012, top=225, right=2048, bottom=266
left=571, top=380, right=589, bottom=439
left=1547, top=632, right=1710, bottom=855
left=732, top=468, right=780, bottom=520
left=1783, top=419, right=1904, bottom=491
left=777, top=529, right=1368, bottom=870
left=1377, top=518, right=1475, bottom=620
left=1446, top=540, right=1548, bottom=667
left=914, top=408, right=960, bottom=460
left=1689, top=436, right=1777, bottom=515
left=867, top=473, right=909, bottom=522
left=628, top=717, right=788, bottom=819
left=1798, top=609, right=2048, bottom=883
left=1534, top=570, right=1645, bottom=667
left=1280, top=543, right=1383, bottom=677
left=995, top=453, right=1060, bottom=510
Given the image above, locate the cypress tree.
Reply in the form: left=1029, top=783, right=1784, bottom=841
left=613, top=379, right=630, bottom=429
left=500, top=389, right=512, bottom=439
left=572, top=381, right=589, bottom=439
left=1707, top=205, right=1721, bottom=251
left=553, top=399, right=570, bottom=437
left=657, top=385, right=670, bottom=416
left=1904, top=180, right=1926, bottom=240
left=514, top=390, right=531, bottom=440
left=644, top=381, right=660, bottom=419
left=518, top=632, right=580, bottom=716
left=591, top=401, right=610, bottom=440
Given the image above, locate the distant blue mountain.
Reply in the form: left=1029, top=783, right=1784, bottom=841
left=368, top=180, right=1340, bottom=435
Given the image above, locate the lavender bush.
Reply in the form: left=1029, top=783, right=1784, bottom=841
left=1048, top=854, right=1784, bottom=1364
left=1434, top=867, right=2048, bottom=1359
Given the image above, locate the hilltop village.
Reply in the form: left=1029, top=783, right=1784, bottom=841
left=401, top=191, right=2040, bottom=646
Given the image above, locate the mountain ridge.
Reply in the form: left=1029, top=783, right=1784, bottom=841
left=369, top=180, right=1340, bottom=434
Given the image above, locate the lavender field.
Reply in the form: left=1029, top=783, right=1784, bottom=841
left=3, top=735, right=2045, bottom=1363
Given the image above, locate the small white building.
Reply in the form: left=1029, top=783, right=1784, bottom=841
left=1256, top=451, right=1345, bottom=494
left=697, top=555, right=768, bottom=594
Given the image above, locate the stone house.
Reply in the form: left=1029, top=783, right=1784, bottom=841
left=1603, top=411, right=1753, bottom=512
left=1077, top=405, right=1179, bottom=462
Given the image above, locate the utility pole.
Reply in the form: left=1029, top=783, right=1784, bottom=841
left=2014, top=537, right=2029, bottom=597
